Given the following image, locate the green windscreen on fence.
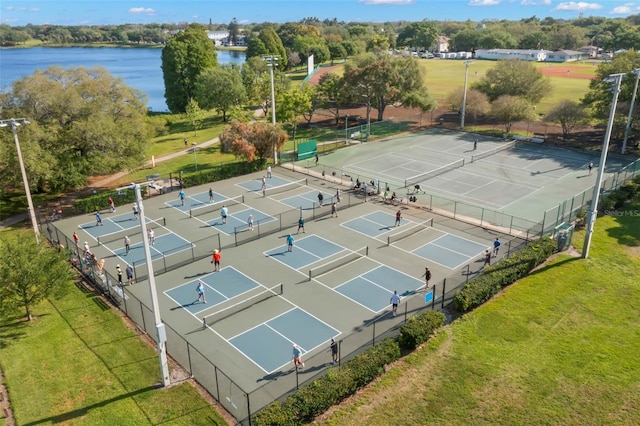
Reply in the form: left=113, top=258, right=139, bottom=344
left=297, top=140, right=317, bottom=160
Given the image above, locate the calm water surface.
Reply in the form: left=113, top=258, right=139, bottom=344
left=0, top=47, right=245, bottom=112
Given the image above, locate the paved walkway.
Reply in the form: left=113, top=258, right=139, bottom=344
left=0, top=136, right=220, bottom=230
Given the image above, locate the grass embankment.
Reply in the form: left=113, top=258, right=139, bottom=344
left=0, top=231, right=228, bottom=425
left=320, top=200, right=640, bottom=425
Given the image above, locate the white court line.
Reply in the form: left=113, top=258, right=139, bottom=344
left=431, top=232, right=490, bottom=250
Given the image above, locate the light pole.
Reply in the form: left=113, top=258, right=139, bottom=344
left=582, top=73, right=625, bottom=259
left=0, top=118, right=40, bottom=244
left=192, top=142, right=198, bottom=171
left=461, top=60, right=473, bottom=129
left=622, top=68, right=640, bottom=155
left=117, top=182, right=170, bottom=386
left=263, top=55, right=280, bottom=164
left=345, top=115, right=349, bottom=141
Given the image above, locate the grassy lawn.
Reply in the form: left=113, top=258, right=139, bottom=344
left=146, top=114, right=227, bottom=158
left=0, top=231, right=229, bottom=425
left=319, top=199, right=640, bottom=425
left=420, top=59, right=592, bottom=114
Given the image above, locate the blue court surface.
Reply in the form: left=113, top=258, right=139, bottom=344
left=80, top=214, right=157, bottom=240
left=165, top=267, right=261, bottom=314
left=164, top=189, right=229, bottom=213
left=108, top=232, right=192, bottom=266
left=278, top=189, right=336, bottom=210
left=236, top=175, right=290, bottom=192
left=203, top=207, right=275, bottom=235
left=341, top=211, right=412, bottom=239
left=335, top=265, right=423, bottom=312
left=264, top=234, right=345, bottom=271
left=413, top=233, right=488, bottom=269
left=229, top=307, right=339, bottom=373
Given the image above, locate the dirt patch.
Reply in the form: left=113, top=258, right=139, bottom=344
left=307, top=64, right=342, bottom=86
left=538, top=65, right=595, bottom=79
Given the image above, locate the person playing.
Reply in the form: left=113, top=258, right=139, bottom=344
left=315, top=153, right=319, bottom=166
left=292, top=344, right=305, bottom=369
left=483, top=249, right=491, bottom=268
left=331, top=202, right=338, bottom=218
left=209, top=187, right=214, bottom=203
left=211, top=249, right=221, bottom=271
left=126, top=264, right=134, bottom=285
left=220, top=205, right=228, bottom=224
left=95, top=211, right=103, bottom=226
left=116, top=264, right=123, bottom=286
left=493, top=238, right=501, bottom=257
left=108, top=197, right=116, bottom=213
left=297, top=217, right=305, bottom=234
left=330, top=338, right=339, bottom=365
left=247, top=214, right=254, bottom=231
left=391, top=192, right=397, bottom=205
left=390, top=290, right=401, bottom=317
left=287, top=234, right=294, bottom=252
left=83, top=241, right=90, bottom=256
left=72, top=231, right=79, bottom=247
left=395, top=209, right=402, bottom=227
left=196, top=281, right=206, bottom=303
left=335, top=188, right=341, bottom=203
left=261, top=176, right=267, bottom=192
left=266, top=165, right=272, bottom=178
left=317, top=192, right=324, bottom=207
left=422, top=267, right=432, bottom=290
left=588, top=161, right=593, bottom=175
left=473, top=139, right=478, bottom=150
left=132, top=203, right=139, bottom=220
left=148, top=228, right=155, bottom=245
left=124, top=235, right=130, bottom=255
left=179, top=189, right=185, bottom=206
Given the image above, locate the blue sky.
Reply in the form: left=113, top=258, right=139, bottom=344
left=2, top=0, right=640, bottom=26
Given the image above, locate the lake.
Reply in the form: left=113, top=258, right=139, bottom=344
left=0, top=47, right=246, bottom=112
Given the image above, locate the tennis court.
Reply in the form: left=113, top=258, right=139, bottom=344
left=277, top=189, right=338, bottom=210
left=341, top=210, right=412, bottom=239
left=102, top=228, right=192, bottom=267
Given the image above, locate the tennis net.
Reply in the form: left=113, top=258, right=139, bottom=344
left=97, top=217, right=166, bottom=245
left=265, top=178, right=308, bottom=197
left=308, top=246, right=368, bottom=281
left=471, top=140, right=517, bottom=163
left=387, top=218, right=434, bottom=246
left=404, top=159, right=465, bottom=187
left=190, top=195, right=244, bottom=218
left=202, top=283, right=283, bottom=327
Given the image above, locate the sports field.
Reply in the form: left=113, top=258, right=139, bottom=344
left=51, top=163, right=521, bottom=422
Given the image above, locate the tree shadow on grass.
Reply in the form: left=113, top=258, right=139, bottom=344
left=605, top=201, right=640, bottom=247
left=0, top=314, right=30, bottom=349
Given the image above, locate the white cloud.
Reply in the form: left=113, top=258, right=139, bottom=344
left=611, top=6, right=632, bottom=14
left=521, top=0, right=551, bottom=5
left=359, top=0, right=415, bottom=4
left=469, top=0, right=501, bottom=6
left=555, top=2, right=603, bottom=11
left=128, top=7, right=155, bottom=15
left=5, top=6, right=40, bottom=12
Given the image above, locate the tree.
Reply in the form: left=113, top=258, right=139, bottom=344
left=343, top=54, right=433, bottom=122
left=396, top=22, right=438, bottom=51
left=0, top=66, right=149, bottom=191
left=247, top=27, right=287, bottom=71
left=452, top=29, right=481, bottom=52
left=328, top=42, right=347, bottom=64
left=161, top=23, right=218, bottom=113
left=544, top=100, right=589, bottom=140
left=489, top=95, right=537, bottom=134
left=184, top=98, right=203, bottom=135
left=228, top=18, right=239, bottom=45
left=316, top=73, right=346, bottom=125
left=292, top=34, right=329, bottom=64
left=473, top=59, right=552, bottom=104
left=219, top=121, right=288, bottom=161
left=446, top=88, right=490, bottom=121
left=194, top=65, right=247, bottom=121
left=0, top=233, right=73, bottom=320
left=276, top=85, right=314, bottom=140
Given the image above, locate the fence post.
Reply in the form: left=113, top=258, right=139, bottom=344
left=246, top=393, right=252, bottom=426
left=431, top=284, right=437, bottom=310
left=372, top=320, right=376, bottom=346
left=404, top=303, right=408, bottom=323
left=140, top=300, right=147, bottom=332
left=441, top=279, right=446, bottom=309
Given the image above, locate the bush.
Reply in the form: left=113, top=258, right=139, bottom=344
left=253, top=338, right=401, bottom=426
left=72, top=187, right=146, bottom=214
left=453, top=237, right=556, bottom=312
left=398, top=311, right=446, bottom=350
left=181, top=158, right=266, bottom=187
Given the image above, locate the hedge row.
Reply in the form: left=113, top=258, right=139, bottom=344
left=453, top=237, right=556, bottom=312
left=73, top=187, right=145, bottom=214
left=253, top=311, right=450, bottom=426
left=600, top=180, right=639, bottom=211
left=398, top=310, right=446, bottom=351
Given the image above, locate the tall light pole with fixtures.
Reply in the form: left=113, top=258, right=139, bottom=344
left=0, top=118, right=40, bottom=244
left=461, top=60, right=473, bottom=129
left=582, top=73, right=625, bottom=259
left=622, top=68, right=640, bottom=155
left=117, top=182, right=171, bottom=386
left=263, top=55, right=280, bottom=164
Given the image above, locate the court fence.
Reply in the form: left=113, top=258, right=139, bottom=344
left=41, top=211, right=532, bottom=425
